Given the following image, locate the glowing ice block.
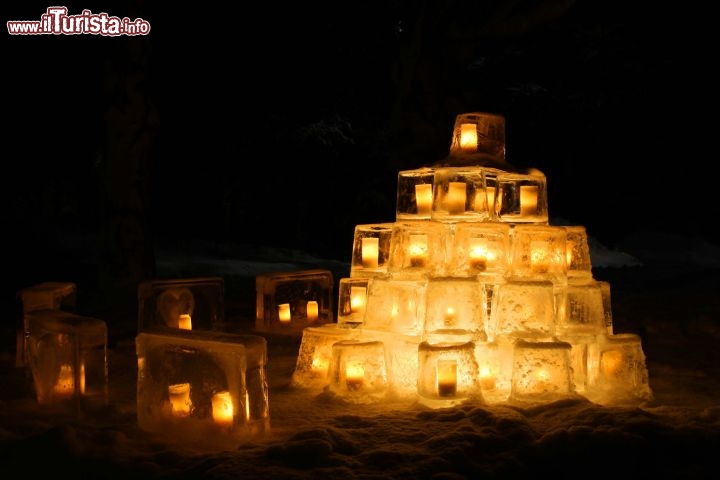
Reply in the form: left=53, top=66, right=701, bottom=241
left=135, top=330, right=269, bottom=446
left=509, top=339, right=576, bottom=404
left=138, top=277, right=224, bottom=332
left=255, top=269, right=334, bottom=334
left=291, top=324, right=359, bottom=389
left=25, top=310, right=108, bottom=411
left=585, top=333, right=653, bottom=406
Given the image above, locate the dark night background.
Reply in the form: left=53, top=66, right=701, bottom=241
left=6, top=1, right=715, bottom=309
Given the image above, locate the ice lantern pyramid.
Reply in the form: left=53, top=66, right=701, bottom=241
left=292, top=112, right=653, bottom=408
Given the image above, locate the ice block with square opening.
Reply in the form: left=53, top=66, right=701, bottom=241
left=138, top=276, right=224, bottom=332
left=25, top=310, right=108, bottom=411
left=136, top=330, right=270, bottom=445
left=350, top=223, right=394, bottom=277
left=255, top=269, right=334, bottom=333
left=396, top=167, right=436, bottom=220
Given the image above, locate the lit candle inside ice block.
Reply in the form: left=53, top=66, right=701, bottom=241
left=306, top=301, right=319, bottom=322
left=311, top=355, right=329, bottom=376
left=361, top=238, right=380, bottom=269
left=408, top=234, right=429, bottom=267
left=168, top=383, right=191, bottom=417
left=53, top=364, right=75, bottom=396
left=436, top=359, right=458, bottom=397
left=212, top=391, right=234, bottom=427
left=415, top=184, right=433, bottom=215
left=178, top=314, right=192, bottom=330
left=446, top=182, right=467, bottom=214
left=459, top=123, right=478, bottom=152
left=520, top=185, right=538, bottom=216
left=345, top=362, right=365, bottom=390
left=600, top=349, right=623, bottom=377
left=443, top=306, right=457, bottom=326
left=278, top=303, right=291, bottom=324
left=530, top=241, right=550, bottom=273
left=468, top=237, right=488, bottom=271
left=350, top=286, right=367, bottom=313
left=531, top=368, right=551, bottom=392
left=479, top=364, right=496, bottom=390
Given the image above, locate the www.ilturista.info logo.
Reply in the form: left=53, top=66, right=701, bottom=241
left=7, top=7, right=151, bottom=36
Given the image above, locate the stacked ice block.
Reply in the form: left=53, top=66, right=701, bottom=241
left=136, top=277, right=270, bottom=444
left=292, top=112, right=653, bottom=407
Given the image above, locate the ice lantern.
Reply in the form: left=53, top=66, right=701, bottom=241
left=255, top=269, right=334, bottom=334
left=25, top=310, right=108, bottom=411
left=138, top=277, right=225, bottom=332
left=136, top=329, right=270, bottom=447
left=291, top=111, right=653, bottom=408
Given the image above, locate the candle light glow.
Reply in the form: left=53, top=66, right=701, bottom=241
left=278, top=303, right=291, bottom=324
left=408, top=234, right=429, bottom=267
left=479, top=365, right=496, bottom=390
left=178, top=313, right=192, bottom=330
left=446, top=182, right=467, bottom=215
left=415, top=184, right=433, bottom=215
left=350, top=286, right=367, bottom=313
left=212, top=391, right=234, bottom=427
left=520, top=185, right=538, bottom=216
left=361, top=237, right=380, bottom=269
left=168, top=382, right=191, bottom=417
left=468, top=237, right=488, bottom=271
left=306, top=301, right=319, bottom=322
left=459, top=123, right=478, bottom=152
left=436, top=359, right=458, bottom=397
left=53, top=364, right=75, bottom=397
left=345, top=362, right=365, bottom=390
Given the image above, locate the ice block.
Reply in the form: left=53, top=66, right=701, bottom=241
left=25, top=309, right=108, bottom=411
left=396, top=167, right=436, bottom=220
left=136, top=330, right=270, bottom=446
left=585, top=333, right=653, bottom=406
left=138, top=277, right=224, bottom=332
left=350, top=223, right=394, bottom=278
left=509, top=339, right=576, bottom=404
left=255, top=269, right=333, bottom=334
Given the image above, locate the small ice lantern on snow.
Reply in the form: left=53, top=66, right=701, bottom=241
left=25, top=310, right=108, bottom=410
left=255, top=269, right=334, bottom=334
left=138, top=276, right=225, bottom=332
left=585, top=333, right=653, bottom=406
left=136, top=330, right=270, bottom=444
